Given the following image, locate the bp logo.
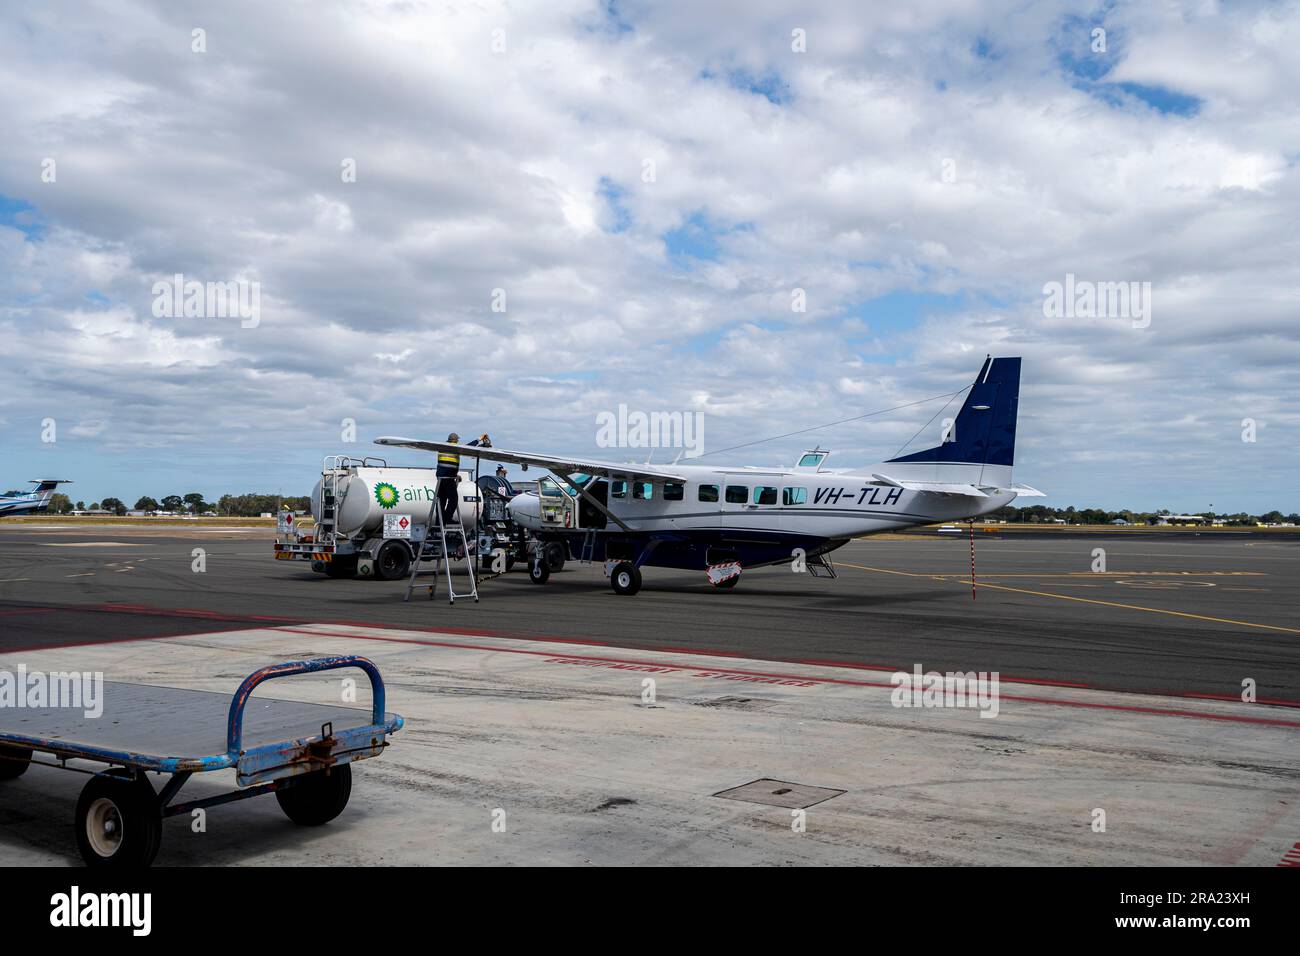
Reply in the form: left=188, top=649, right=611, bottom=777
left=373, top=482, right=400, bottom=509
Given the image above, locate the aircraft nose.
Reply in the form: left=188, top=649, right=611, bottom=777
left=507, top=493, right=541, bottom=529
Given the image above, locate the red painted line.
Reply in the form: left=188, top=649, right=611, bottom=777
left=267, top=626, right=1300, bottom=729
left=10, top=600, right=1300, bottom=710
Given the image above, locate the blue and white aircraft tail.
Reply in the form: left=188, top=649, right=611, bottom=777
left=0, top=480, right=73, bottom=517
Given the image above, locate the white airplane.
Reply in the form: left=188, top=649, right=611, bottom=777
left=0, top=479, right=73, bottom=517
left=376, top=356, right=1043, bottom=595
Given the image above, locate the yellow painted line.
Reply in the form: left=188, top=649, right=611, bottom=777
left=838, top=562, right=1300, bottom=636
left=917, top=571, right=1263, bottom=578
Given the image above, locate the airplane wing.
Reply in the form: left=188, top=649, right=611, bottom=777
left=374, top=437, right=688, bottom=484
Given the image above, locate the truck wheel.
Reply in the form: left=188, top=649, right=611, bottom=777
left=374, top=540, right=412, bottom=581
left=528, top=559, right=550, bottom=584
left=0, top=745, right=32, bottom=780
left=544, top=542, right=567, bottom=572
left=324, top=557, right=357, bottom=579
left=75, top=773, right=162, bottom=867
left=276, top=764, right=352, bottom=826
left=610, top=562, right=641, bottom=596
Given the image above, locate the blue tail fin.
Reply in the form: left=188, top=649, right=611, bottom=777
left=887, top=357, right=1021, bottom=467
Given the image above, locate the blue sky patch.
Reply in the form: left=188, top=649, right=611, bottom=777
left=0, top=194, right=45, bottom=240
left=598, top=177, right=632, bottom=233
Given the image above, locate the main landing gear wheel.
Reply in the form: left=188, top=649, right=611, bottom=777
left=0, top=744, right=32, bottom=780
left=529, top=559, right=550, bottom=584
left=75, top=772, right=162, bottom=867
left=276, top=764, right=352, bottom=826
left=610, top=562, right=642, bottom=596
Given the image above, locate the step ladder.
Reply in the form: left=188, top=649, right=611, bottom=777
left=578, top=529, right=598, bottom=564
left=404, top=493, right=478, bottom=604
left=806, top=552, right=837, bottom=579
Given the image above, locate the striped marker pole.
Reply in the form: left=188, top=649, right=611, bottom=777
left=969, top=519, right=977, bottom=600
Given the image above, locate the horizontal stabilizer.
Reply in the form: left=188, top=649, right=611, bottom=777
left=870, top=473, right=989, bottom=497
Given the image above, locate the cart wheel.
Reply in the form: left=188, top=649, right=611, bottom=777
left=0, top=744, right=32, bottom=780
left=528, top=559, right=550, bottom=584
left=75, top=772, right=162, bottom=867
left=276, top=764, right=352, bottom=826
left=610, top=562, right=642, bottom=596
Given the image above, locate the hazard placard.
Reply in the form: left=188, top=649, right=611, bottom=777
left=384, top=513, right=412, bottom=539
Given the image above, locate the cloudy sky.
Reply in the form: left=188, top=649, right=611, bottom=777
left=1, top=0, right=1296, bottom=512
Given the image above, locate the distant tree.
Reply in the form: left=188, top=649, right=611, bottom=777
left=134, top=496, right=160, bottom=511
left=75, top=500, right=86, bottom=510
left=1260, top=510, right=1284, bottom=524
left=182, top=492, right=208, bottom=514
left=47, top=493, right=73, bottom=514
left=89, top=502, right=100, bottom=511
left=100, top=497, right=128, bottom=516
left=160, top=495, right=183, bottom=512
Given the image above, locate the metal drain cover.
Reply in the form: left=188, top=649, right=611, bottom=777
left=712, top=778, right=845, bottom=809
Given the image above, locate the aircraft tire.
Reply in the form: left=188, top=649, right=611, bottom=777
left=610, top=562, right=641, bottom=596
left=529, top=559, right=550, bottom=584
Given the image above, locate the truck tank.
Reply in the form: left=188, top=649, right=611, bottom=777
left=311, top=467, right=481, bottom=538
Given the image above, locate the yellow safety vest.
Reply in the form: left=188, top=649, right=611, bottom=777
left=437, top=452, right=459, bottom=468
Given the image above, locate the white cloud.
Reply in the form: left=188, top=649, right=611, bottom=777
left=0, top=0, right=1296, bottom=510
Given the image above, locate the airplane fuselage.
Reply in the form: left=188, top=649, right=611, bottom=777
left=508, top=463, right=1015, bottom=572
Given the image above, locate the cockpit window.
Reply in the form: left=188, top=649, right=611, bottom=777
left=798, top=453, right=826, bottom=468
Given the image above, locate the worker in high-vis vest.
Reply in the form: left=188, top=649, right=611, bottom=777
left=436, top=433, right=461, bottom=525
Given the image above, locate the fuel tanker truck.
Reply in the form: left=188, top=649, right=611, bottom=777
left=273, top=455, right=553, bottom=581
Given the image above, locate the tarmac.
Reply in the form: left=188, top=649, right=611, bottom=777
left=0, top=525, right=1296, bottom=865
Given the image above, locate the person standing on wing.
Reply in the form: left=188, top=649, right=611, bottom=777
left=436, top=433, right=461, bottom=526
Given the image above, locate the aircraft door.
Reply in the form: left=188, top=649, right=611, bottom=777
left=579, top=478, right=608, bottom=530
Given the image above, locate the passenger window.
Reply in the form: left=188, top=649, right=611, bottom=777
left=664, top=482, right=684, bottom=501
left=725, top=485, right=748, bottom=504
left=783, top=487, right=808, bottom=505
left=754, top=486, right=778, bottom=505
left=611, top=480, right=627, bottom=499
left=698, top=484, right=719, bottom=502
left=632, top=482, right=654, bottom=500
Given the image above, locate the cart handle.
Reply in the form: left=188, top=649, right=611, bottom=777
left=226, top=656, right=387, bottom=758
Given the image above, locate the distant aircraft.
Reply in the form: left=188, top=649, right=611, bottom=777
left=0, top=480, right=74, bottom=517
left=377, top=356, right=1043, bottom=595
